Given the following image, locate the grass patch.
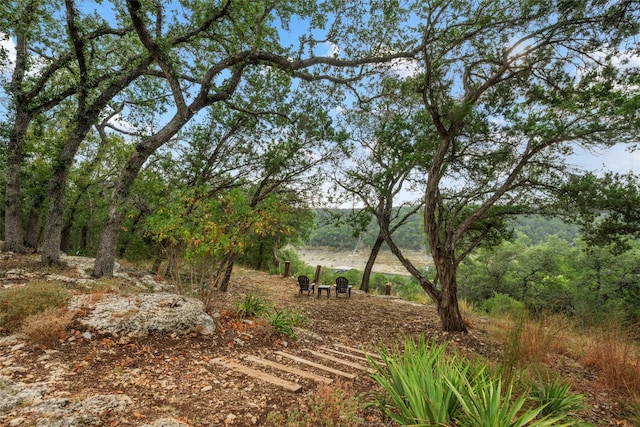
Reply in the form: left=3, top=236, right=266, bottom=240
left=265, top=382, right=364, bottom=426
left=0, top=282, right=71, bottom=331
left=579, top=323, right=640, bottom=397
left=20, top=308, right=75, bottom=346
left=499, top=314, right=568, bottom=375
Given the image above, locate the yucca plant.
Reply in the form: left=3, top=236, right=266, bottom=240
left=233, top=294, right=268, bottom=319
left=268, top=308, right=297, bottom=339
left=367, top=337, right=465, bottom=425
left=528, top=374, right=584, bottom=418
left=450, top=375, right=571, bottom=427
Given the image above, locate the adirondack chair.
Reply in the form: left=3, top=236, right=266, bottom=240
left=297, top=275, right=314, bottom=295
left=334, top=276, right=352, bottom=298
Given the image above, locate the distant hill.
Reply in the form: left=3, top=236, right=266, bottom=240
left=306, top=209, right=580, bottom=250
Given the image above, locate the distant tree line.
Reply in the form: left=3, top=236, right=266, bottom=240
left=306, top=210, right=581, bottom=251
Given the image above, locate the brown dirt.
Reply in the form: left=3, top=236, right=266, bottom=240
left=0, top=255, right=636, bottom=426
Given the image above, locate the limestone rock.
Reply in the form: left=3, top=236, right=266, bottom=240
left=71, top=292, right=215, bottom=337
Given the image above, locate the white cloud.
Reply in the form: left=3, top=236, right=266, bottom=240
left=323, top=41, right=340, bottom=58
left=387, top=57, right=420, bottom=78
left=569, top=144, right=640, bottom=175
left=0, top=33, right=16, bottom=77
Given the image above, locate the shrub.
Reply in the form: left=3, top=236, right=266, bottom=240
left=451, top=375, right=565, bottom=427
left=580, top=323, right=640, bottom=397
left=20, top=308, right=74, bottom=346
left=502, top=314, right=567, bottom=373
left=367, top=337, right=466, bottom=425
left=276, top=247, right=313, bottom=277
left=0, top=282, right=71, bottom=331
left=481, top=292, right=527, bottom=318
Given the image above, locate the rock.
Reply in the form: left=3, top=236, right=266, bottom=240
left=23, top=394, right=131, bottom=426
left=80, top=394, right=132, bottom=414
left=201, top=385, right=213, bottom=392
left=6, top=269, right=25, bottom=280
left=0, top=378, right=48, bottom=413
left=140, top=275, right=167, bottom=291
left=70, top=293, right=215, bottom=337
left=10, top=343, right=26, bottom=352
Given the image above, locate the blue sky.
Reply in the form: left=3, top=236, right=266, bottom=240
left=1, top=1, right=638, bottom=182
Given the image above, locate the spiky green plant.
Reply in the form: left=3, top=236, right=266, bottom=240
left=233, top=294, right=268, bottom=319
left=450, top=374, right=570, bottom=427
left=528, top=374, right=584, bottom=418
left=367, top=337, right=465, bottom=425
left=268, top=308, right=297, bottom=339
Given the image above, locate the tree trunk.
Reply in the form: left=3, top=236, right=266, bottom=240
left=3, top=110, right=30, bottom=253
left=432, top=250, right=467, bottom=332
left=216, top=252, right=237, bottom=292
left=94, top=202, right=125, bottom=277
left=361, top=235, right=384, bottom=292
left=40, top=138, right=82, bottom=265
left=272, top=234, right=280, bottom=270
left=94, top=111, right=198, bottom=277
left=24, top=200, right=44, bottom=250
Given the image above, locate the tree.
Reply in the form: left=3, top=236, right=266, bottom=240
left=376, top=0, right=640, bottom=331
left=333, top=80, right=429, bottom=292
left=562, top=172, right=640, bottom=254
left=93, top=0, right=425, bottom=277
left=1, top=1, right=78, bottom=252
left=40, top=0, right=159, bottom=265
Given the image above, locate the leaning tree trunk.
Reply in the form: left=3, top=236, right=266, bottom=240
left=214, top=252, right=237, bottom=292
left=41, top=131, right=86, bottom=265
left=361, top=235, right=385, bottom=293
left=217, top=252, right=237, bottom=292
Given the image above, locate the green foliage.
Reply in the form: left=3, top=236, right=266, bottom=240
left=528, top=374, right=584, bottom=418
left=276, top=247, right=314, bottom=277
left=368, top=336, right=577, bottom=427
left=460, top=234, right=640, bottom=328
left=233, top=294, right=269, bottom=320
left=145, top=187, right=297, bottom=296
left=480, top=293, right=527, bottom=318
left=308, top=208, right=424, bottom=251
left=0, top=282, right=71, bottom=331
left=368, top=337, right=467, bottom=425
left=267, top=308, right=303, bottom=340
left=450, top=375, right=567, bottom=427
left=562, top=172, right=640, bottom=254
